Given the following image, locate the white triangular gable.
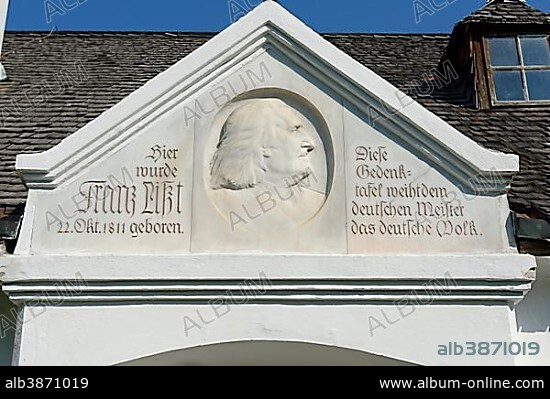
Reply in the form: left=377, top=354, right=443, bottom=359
left=15, top=1, right=518, bottom=255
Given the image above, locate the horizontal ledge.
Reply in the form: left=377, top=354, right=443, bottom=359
left=4, top=294, right=525, bottom=306
left=1, top=253, right=537, bottom=283
left=3, top=283, right=532, bottom=292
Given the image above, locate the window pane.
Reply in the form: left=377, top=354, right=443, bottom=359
left=488, top=37, right=520, bottom=66
left=526, top=70, right=550, bottom=101
left=520, top=36, right=550, bottom=66
left=493, top=70, right=525, bottom=101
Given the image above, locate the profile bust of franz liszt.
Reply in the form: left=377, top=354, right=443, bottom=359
left=210, top=98, right=320, bottom=192
left=209, top=98, right=327, bottom=230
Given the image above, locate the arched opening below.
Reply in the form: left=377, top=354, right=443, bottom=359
left=118, top=341, right=417, bottom=366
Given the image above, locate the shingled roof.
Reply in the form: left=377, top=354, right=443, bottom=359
left=459, top=0, right=550, bottom=26
left=0, top=3, right=549, bottom=223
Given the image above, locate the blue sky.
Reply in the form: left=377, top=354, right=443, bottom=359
left=5, top=0, right=550, bottom=33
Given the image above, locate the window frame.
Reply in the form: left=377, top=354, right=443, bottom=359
left=484, top=34, right=550, bottom=106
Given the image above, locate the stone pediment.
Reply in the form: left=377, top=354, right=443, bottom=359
left=15, top=1, right=518, bottom=255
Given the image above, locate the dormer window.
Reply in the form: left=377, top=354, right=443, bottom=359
left=485, top=35, right=550, bottom=104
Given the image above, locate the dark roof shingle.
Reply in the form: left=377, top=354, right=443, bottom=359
left=459, top=0, right=550, bottom=25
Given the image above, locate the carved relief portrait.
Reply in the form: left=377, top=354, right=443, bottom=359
left=208, top=98, right=330, bottom=231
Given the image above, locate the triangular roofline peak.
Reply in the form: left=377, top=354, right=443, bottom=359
left=16, top=1, right=518, bottom=194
